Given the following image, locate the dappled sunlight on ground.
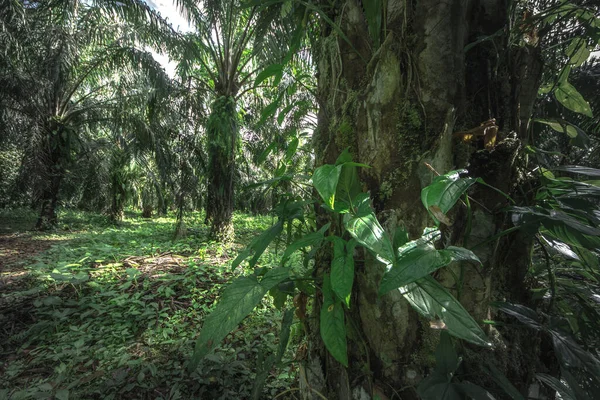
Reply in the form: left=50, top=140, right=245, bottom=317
left=0, top=208, right=295, bottom=399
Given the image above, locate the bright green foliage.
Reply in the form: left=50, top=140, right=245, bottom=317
left=189, top=267, right=289, bottom=370
left=555, top=82, right=594, bottom=117
left=402, top=277, right=490, bottom=347
left=421, top=170, right=476, bottom=221
left=320, top=274, right=348, bottom=367
left=330, top=237, right=356, bottom=307
left=312, top=164, right=342, bottom=209
left=379, top=245, right=481, bottom=296
left=0, top=210, right=294, bottom=399
left=344, top=193, right=395, bottom=265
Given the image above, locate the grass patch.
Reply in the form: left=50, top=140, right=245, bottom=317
left=0, top=209, right=297, bottom=399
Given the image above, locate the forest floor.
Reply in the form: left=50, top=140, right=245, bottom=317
left=0, top=209, right=297, bottom=400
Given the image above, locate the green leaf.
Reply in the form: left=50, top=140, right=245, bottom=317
left=555, top=82, right=593, bottom=117
left=435, top=331, right=460, bottom=376
left=312, top=164, right=342, bottom=209
left=536, top=374, right=576, bottom=400
left=320, top=274, right=348, bottom=366
left=330, top=237, right=356, bottom=307
left=422, top=171, right=476, bottom=219
left=550, top=329, right=600, bottom=376
left=380, top=244, right=448, bottom=295
left=254, top=64, right=283, bottom=87
left=232, top=221, right=284, bottom=270
left=189, top=268, right=289, bottom=371
left=335, top=164, right=363, bottom=206
left=493, top=302, right=543, bottom=330
left=566, top=38, right=590, bottom=67
left=379, top=245, right=480, bottom=296
left=344, top=203, right=394, bottom=265
left=281, top=223, right=330, bottom=265
left=402, top=276, right=490, bottom=346
left=534, top=118, right=578, bottom=138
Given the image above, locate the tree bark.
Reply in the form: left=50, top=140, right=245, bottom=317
left=36, top=123, right=69, bottom=230
left=205, top=96, right=238, bottom=241
left=304, top=0, right=545, bottom=398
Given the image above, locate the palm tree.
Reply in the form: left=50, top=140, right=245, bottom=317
left=0, top=0, right=173, bottom=228
left=172, top=0, right=303, bottom=240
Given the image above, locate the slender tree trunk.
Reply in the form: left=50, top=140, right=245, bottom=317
left=108, top=150, right=127, bottom=223
left=205, top=96, right=238, bottom=241
left=304, top=1, right=545, bottom=398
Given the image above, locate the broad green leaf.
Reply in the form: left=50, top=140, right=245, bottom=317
left=422, top=171, right=476, bottom=219
left=550, top=329, right=600, bottom=376
left=335, top=148, right=354, bottom=165
left=555, top=82, right=593, bottom=117
left=335, top=164, right=363, bottom=206
left=566, top=38, right=590, bottom=67
left=312, top=164, right=342, bottom=209
left=330, top=237, right=356, bottom=307
left=320, top=274, right=348, bottom=366
left=232, top=221, right=284, bottom=270
left=511, top=206, right=600, bottom=250
left=380, top=244, right=449, bottom=295
left=534, top=118, right=578, bottom=138
left=344, top=208, right=394, bottom=265
left=493, top=302, right=542, bottom=330
left=254, top=64, right=283, bottom=87
left=189, top=268, right=289, bottom=371
left=436, top=331, right=460, bottom=376
left=402, top=276, right=490, bottom=346
left=281, top=223, right=330, bottom=265
left=536, top=374, right=576, bottom=400
left=380, top=245, right=480, bottom=295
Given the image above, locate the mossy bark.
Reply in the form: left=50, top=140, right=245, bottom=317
left=306, top=0, right=545, bottom=398
left=205, top=96, right=238, bottom=242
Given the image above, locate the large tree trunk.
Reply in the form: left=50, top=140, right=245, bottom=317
left=36, top=123, right=68, bottom=230
left=36, top=172, right=62, bottom=230
left=205, top=96, right=238, bottom=241
left=304, top=1, right=545, bottom=398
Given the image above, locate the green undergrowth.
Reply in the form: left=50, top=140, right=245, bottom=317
left=0, top=209, right=296, bottom=400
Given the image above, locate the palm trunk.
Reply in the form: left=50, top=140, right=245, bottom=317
left=36, top=172, right=62, bottom=229
left=304, top=1, right=546, bottom=398
left=205, top=96, right=237, bottom=241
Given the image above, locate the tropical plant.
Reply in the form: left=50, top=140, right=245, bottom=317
left=0, top=0, right=173, bottom=228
